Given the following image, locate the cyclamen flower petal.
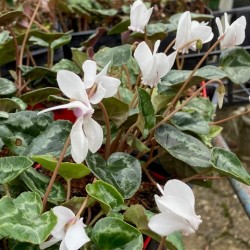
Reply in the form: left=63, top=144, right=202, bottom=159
left=134, top=40, right=176, bottom=87
left=38, top=67, right=104, bottom=163
left=40, top=206, right=90, bottom=250
left=216, top=12, right=246, bottom=49
left=82, top=60, right=121, bottom=104
left=173, top=11, right=213, bottom=54
left=128, top=0, right=153, bottom=33
left=148, top=179, right=202, bottom=236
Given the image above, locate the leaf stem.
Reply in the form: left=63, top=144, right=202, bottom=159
left=18, top=0, right=43, bottom=90
left=122, top=64, right=132, bottom=91
left=149, top=79, right=223, bottom=134
left=163, top=35, right=225, bottom=116
left=66, top=179, right=71, bottom=201
left=42, top=135, right=70, bottom=210
left=88, top=211, right=104, bottom=227
left=3, top=183, right=11, bottom=197
left=163, top=38, right=176, bottom=54
left=99, top=102, right=111, bottom=160
left=210, top=109, right=250, bottom=125
left=157, top=236, right=166, bottom=250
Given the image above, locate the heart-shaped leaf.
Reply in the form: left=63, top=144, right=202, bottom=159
left=20, top=168, right=66, bottom=204
left=220, top=47, right=250, bottom=84
left=20, top=87, right=61, bottom=106
left=86, top=180, right=124, bottom=213
left=0, top=192, right=57, bottom=244
left=155, top=124, right=211, bottom=168
left=86, top=152, right=141, bottom=199
left=0, top=78, right=16, bottom=96
left=211, top=147, right=250, bottom=185
left=94, top=44, right=132, bottom=67
left=0, top=98, right=21, bottom=112
left=158, top=66, right=226, bottom=95
left=91, top=217, right=143, bottom=250
left=0, top=156, right=33, bottom=184
left=170, top=111, right=210, bottom=135
left=31, top=155, right=90, bottom=180
left=0, top=10, right=23, bottom=26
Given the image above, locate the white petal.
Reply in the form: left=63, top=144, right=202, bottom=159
left=59, top=238, right=68, bottom=250
left=222, top=27, right=237, bottom=48
left=155, top=53, right=170, bottom=79
left=89, top=83, right=106, bottom=104
left=40, top=237, right=61, bottom=249
left=231, top=16, right=246, bottom=45
left=148, top=211, right=196, bottom=236
left=190, top=24, right=214, bottom=44
left=167, top=51, right=177, bottom=71
left=37, top=101, right=90, bottom=116
left=51, top=206, right=75, bottom=239
left=70, top=117, right=89, bottom=163
left=99, top=76, right=121, bottom=98
left=57, top=70, right=88, bottom=103
left=174, top=11, right=191, bottom=52
left=224, top=12, right=230, bottom=29
left=129, top=2, right=152, bottom=33
left=153, top=40, right=161, bottom=55
left=163, top=180, right=195, bottom=207
left=64, top=218, right=90, bottom=250
left=134, top=41, right=153, bottom=76
left=96, top=61, right=111, bottom=82
left=215, top=17, right=223, bottom=37
left=83, top=60, right=97, bottom=89
left=83, top=117, right=103, bottom=153
left=155, top=195, right=202, bottom=230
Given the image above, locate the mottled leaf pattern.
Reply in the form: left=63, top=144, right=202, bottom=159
left=0, top=192, right=56, bottom=244
left=86, top=152, right=141, bottom=199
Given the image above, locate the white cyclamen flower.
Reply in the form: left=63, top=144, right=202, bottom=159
left=83, top=60, right=121, bottom=104
left=148, top=179, right=202, bottom=236
left=173, top=11, right=214, bottom=54
left=216, top=12, right=246, bottom=49
left=40, top=206, right=90, bottom=250
left=38, top=70, right=103, bottom=163
left=128, top=0, right=154, bottom=33
left=134, top=40, right=176, bottom=87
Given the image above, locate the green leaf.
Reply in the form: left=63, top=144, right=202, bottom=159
left=20, top=66, right=56, bottom=82
left=29, top=31, right=71, bottom=48
left=90, top=8, right=118, bottom=16
left=126, top=135, right=150, bottom=153
left=0, top=30, right=11, bottom=44
left=211, top=147, right=250, bottom=185
left=0, top=156, right=33, bottom=184
left=31, top=155, right=90, bottom=180
left=220, top=47, right=250, bottom=84
left=20, top=168, right=66, bottom=204
left=94, top=44, right=132, bottom=67
left=171, top=111, right=210, bottom=135
left=24, top=120, right=72, bottom=157
left=0, top=78, right=16, bottom=96
left=0, top=10, right=23, bottom=26
left=20, top=87, right=61, bottom=106
left=95, top=97, right=129, bottom=127
left=137, top=88, right=155, bottom=136
left=86, top=180, right=124, bottom=213
left=52, top=59, right=81, bottom=74
left=0, top=192, right=57, bottom=244
left=155, top=124, right=211, bottom=168
left=108, top=18, right=130, bottom=35
left=0, top=98, right=21, bottom=112
left=158, top=66, right=226, bottom=95
left=183, top=97, right=216, bottom=122
left=86, top=152, right=141, bottom=199
left=91, top=217, right=143, bottom=250
left=71, top=48, right=88, bottom=69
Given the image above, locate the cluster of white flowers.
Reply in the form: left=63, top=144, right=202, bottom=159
left=38, top=1, right=247, bottom=248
